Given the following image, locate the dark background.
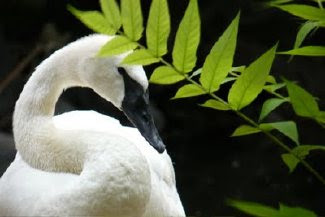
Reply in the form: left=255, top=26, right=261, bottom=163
left=0, top=0, right=325, bottom=216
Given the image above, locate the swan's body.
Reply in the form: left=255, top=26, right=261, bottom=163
left=0, top=35, right=185, bottom=216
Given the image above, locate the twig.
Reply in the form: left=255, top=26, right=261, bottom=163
left=0, top=45, right=43, bottom=94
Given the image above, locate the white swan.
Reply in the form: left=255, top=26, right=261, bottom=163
left=0, top=34, right=185, bottom=217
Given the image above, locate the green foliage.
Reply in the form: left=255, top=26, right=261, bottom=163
left=228, top=44, right=277, bottom=110
left=282, top=145, right=325, bottom=172
left=285, top=80, right=323, bottom=122
left=270, top=1, right=325, bottom=56
left=293, top=21, right=319, bottom=50
left=68, top=1, right=325, bottom=213
left=150, top=66, right=184, bottom=84
left=200, top=99, right=230, bottom=111
left=121, top=49, right=159, bottom=65
left=199, top=12, right=239, bottom=93
left=146, top=0, right=170, bottom=57
left=231, top=125, right=261, bottom=137
left=260, top=121, right=299, bottom=145
left=172, top=0, right=200, bottom=73
left=97, top=36, right=138, bottom=57
left=121, top=0, right=143, bottom=41
left=274, top=4, right=325, bottom=21
left=278, top=46, right=325, bottom=56
left=232, top=121, right=299, bottom=146
left=172, top=84, right=205, bottom=99
left=228, top=200, right=317, bottom=217
left=259, top=98, right=288, bottom=122
left=67, top=5, right=116, bottom=35
left=263, top=83, right=286, bottom=92
left=100, top=0, right=121, bottom=30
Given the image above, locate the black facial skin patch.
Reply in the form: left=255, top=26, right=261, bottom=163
left=118, top=67, right=165, bottom=153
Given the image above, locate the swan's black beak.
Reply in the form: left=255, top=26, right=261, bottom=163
left=122, top=102, right=166, bottom=153
left=118, top=67, right=166, bottom=154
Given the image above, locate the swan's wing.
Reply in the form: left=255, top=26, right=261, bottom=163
left=0, top=153, right=77, bottom=216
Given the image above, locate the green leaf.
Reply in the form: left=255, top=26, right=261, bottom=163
left=285, top=80, right=320, bottom=118
left=150, top=66, right=184, bottom=84
left=146, top=0, right=170, bottom=57
left=200, top=12, right=239, bottom=92
left=263, top=83, right=286, bottom=92
left=260, top=121, right=299, bottom=145
left=228, top=44, right=277, bottom=110
left=228, top=200, right=280, bottom=217
left=228, top=199, right=317, bottom=217
left=278, top=46, right=325, bottom=56
left=172, top=84, right=206, bottom=99
left=282, top=154, right=300, bottom=173
left=278, top=203, right=317, bottom=217
left=266, top=0, right=294, bottom=6
left=121, top=0, right=143, bottom=41
left=231, top=125, right=261, bottom=137
left=266, top=75, right=276, bottom=84
left=97, top=36, right=138, bottom=57
left=316, top=111, right=325, bottom=123
left=259, top=98, right=288, bottom=122
left=282, top=145, right=325, bottom=172
left=275, top=4, right=325, bottom=21
left=200, top=99, right=230, bottom=111
left=121, top=49, right=159, bottom=65
left=293, top=21, right=319, bottom=50
left=172, top=0, right=200, bottom=73
left=100, top=0, right=121, bottom=30
left=67, top=5, right=115, bottom=35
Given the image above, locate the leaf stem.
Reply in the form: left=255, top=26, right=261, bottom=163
left=265, top=89, right=287, bottom=100
left=317, top=0, right=324, bottom=9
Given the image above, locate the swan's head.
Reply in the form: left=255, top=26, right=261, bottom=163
left=79, top=56, right=165, bottom=153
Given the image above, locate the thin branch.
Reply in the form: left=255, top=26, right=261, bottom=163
left=0, top=45, right=43, bottom=95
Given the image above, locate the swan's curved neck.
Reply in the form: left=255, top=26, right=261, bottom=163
left=13, top=57, right=85, bottom=173
left=12, top=35, right=126, bottom=173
